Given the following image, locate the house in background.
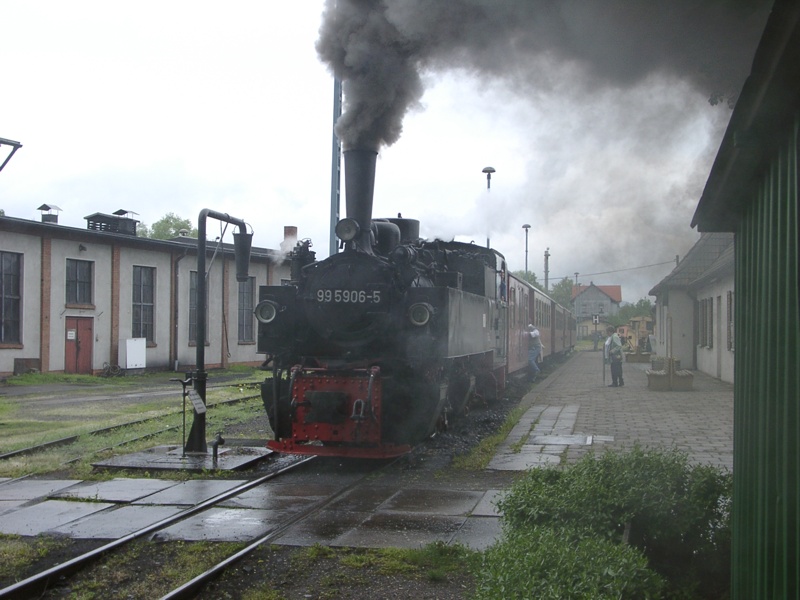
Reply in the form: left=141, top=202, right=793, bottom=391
left=648, top=232, right=735, bottom=383
left=0, top=208, right=293, bottom=377
left=571, top=283, right=622, bottom=340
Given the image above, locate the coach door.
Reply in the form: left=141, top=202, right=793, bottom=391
left=65, top=317, right=93, bottom=374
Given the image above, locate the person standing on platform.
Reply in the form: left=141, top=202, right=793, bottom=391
left=527, top=324, right=542, bottom=381
left=605, top=325, right=624, bottom=387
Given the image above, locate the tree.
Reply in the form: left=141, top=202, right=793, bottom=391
left=139, top=213, right=198, bottom=239
left=549, top=277, right=574, bottom=308
left=610, top=298, right=654, bottom=327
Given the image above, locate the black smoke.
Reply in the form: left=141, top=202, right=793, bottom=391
left=317, top=0, right=770, bottom=151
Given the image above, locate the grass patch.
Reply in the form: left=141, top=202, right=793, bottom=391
left=0, top=395, right=267, bottom=478
left=452, top=404, right=528, bottom=470
left=0, top=534, right=71, bottom=581
left=63, top=540, right=244, bottom=599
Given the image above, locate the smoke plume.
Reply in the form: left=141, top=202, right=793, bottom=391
left=317, top=0, right=771, bottom=151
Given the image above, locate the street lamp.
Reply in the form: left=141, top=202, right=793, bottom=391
left=482, top=166, right=495, bottom=190
left=522, top=224, right=530, bottom=275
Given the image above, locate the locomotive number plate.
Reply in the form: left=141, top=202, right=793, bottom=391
left=316, top=288, right=383, bottom=304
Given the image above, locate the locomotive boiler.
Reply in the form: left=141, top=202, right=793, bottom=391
left=255, top=148, right=510, bottom=458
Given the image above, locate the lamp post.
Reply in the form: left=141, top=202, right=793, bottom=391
left=522, top=224, right=530, bottom=276
left=482, top=166, right=495, bottom=189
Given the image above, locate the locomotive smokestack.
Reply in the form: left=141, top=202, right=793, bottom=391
left=344, top=148, right=378, bottom=252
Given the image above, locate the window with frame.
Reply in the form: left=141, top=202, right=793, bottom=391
left=132, top=266, right=155, bottom=342
left=0, top=251, right=22, bottom=344
left=66, top=259, right=93, bottom=305
left=707, top=297, right=714, bottom=348
left=238, top=276, right=255, bottom=343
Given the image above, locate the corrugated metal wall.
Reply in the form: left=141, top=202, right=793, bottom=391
left=733, top=115, right=800, bottom=598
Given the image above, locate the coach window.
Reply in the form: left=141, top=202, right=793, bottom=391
left=132, top=266, right=155, bottom=344
left=66, top=258, right=93, bottom=307
left=0, top=251, right=22, bottom=345
left=238, top=276, right=255, bottom=343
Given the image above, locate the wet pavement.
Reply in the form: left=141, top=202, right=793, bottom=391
left=0, top=351, right=733, bottom=550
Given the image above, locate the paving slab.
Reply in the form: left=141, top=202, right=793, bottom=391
left=218, top=483, right=340, bottom=511
left=472, top=490, right=505, bottom=517
left=378, top=488, right=483, bottom=516
left=152, top=507, right=283, bottom=542
left=0, top=500, right=27, bottom=515
left=272, top=509, right=371, bottom=546
left=0, top=499, right=114, bottom=536
left=333, top=512, right=466, bottom=549
left=51, top=505, right=185, bottom=539
left=51, top=478, right=179, bottom=503
left=450, top=516, right=503, bottom=551
left=132, top=479, right=248, bottom=506
left=325, top=486, right=397, bottom=513
left=0, top=479, right=82, bottom=501
left=93, top=445, right=271, bottom=472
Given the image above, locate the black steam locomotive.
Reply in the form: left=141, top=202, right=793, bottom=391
left=256, top=149, right=516, bottom=458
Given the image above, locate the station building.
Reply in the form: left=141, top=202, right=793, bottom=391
left=0, top=208, right=292, bottom=377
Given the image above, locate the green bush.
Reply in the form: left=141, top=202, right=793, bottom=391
left=474, top=526, right=664, bottom=600
left=496, top=446, right=733, bottom=598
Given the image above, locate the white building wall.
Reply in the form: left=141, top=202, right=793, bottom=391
left=653, top=291, right=695, bottom=367
left=694, top=277, right=735, bottom=383
left=48, top=239, right=114, bottom=372
left=118, top=247, right=174, bottom=369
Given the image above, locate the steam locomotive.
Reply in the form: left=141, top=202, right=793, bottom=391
left=255, top=148, right=574, bottom=458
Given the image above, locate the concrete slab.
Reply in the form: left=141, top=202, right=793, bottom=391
left=472, top=490, right=505, bottom=517
left=51, top=478, right=179, bottom=503
left=378, top=488, right=483, bottom=516
left=0, top=499, right=114, bottom=536
left=326, top=486, right=397, bottom=513
left=0, top=500, right=27, bottom=515
left=271, top=509, right=370, bottom=546
left=487, top=450, right=561, bottom=471
left=0, top=479, right=82, bottom=501
left=218, top=481, right=342, bottom=511
left=153, top=507, right=283, bottom=542
left=93, top=445, right=271, bottom=472
left=132, top=479, right=248, bottom=506
left=51, top=505, right=184, bottom=539
left=334, top=512, right=465, bottom=549
left=450, top=516, right=503, bottom=551
left=529, top=434, right=590, bottom=445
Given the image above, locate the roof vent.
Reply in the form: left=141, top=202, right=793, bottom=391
left=85, top=209, right=140, bottom=236
left=38, top=204, right=61, bottom=224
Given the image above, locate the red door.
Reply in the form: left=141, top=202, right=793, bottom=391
left=65, top=317, right=94, bottom=374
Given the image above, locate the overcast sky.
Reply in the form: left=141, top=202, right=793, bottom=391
left=0, top=1, right=771, bottom=302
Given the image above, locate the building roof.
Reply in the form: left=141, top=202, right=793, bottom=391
left=572, top=283, right=622, bottom=303
left=649, top=232, right=734, bottom=295
left=692, top=0, right=800, bottom=231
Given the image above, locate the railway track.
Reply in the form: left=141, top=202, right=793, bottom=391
left=0, top=454, right=318, bottom=599
left=0, top=392, right=262, bottom=462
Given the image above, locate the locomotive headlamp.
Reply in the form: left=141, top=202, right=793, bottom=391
left=408, top=302, right=434, bottom=327
left=335, top=218, right=360, bottom=242
left=254, top=300, right=281, bottom=324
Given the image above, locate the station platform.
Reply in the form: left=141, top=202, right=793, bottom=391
left=0, top=351, right=733, bottom=550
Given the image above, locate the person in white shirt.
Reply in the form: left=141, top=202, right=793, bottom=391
left=527, top=324, right=542, bottom=381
